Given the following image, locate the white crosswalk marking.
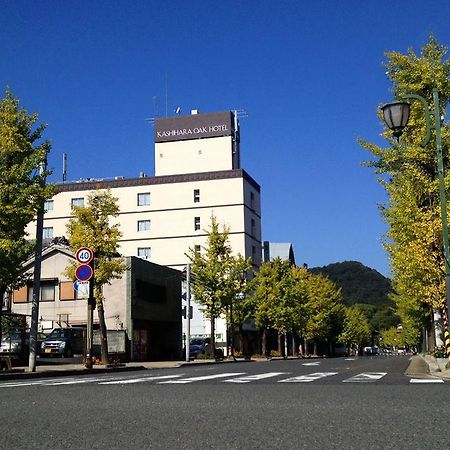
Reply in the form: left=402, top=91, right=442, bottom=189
left=410, top=378, right=444, bottom=384
left=0, top=377, right=76, bottom=388
left=302, top=362, right=321, bottom=366
left=99, top=374, right=183, bottom=384
left=224, top=372, right=288, bottom=383
left=1, top=370, right=445, bottom=388
left=41, top=377, right=110, bottom=386
left=278, top=372, right=338, bottom=383
left=343, top=372, right=387, bottom=383
left=159, top=372, right=246, bottom=384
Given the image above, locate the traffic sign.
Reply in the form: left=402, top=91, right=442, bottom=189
left=76, top=247, right=94, bottom=264
left=74, top=280, right=90, bottom=299
left=75, top=264, right=93, bottom=281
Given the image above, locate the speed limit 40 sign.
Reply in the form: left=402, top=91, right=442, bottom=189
left=76, top=247, right=94, bottom=264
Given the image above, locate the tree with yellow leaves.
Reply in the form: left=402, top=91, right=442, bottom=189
left=360, top=35, right=450, bottom=347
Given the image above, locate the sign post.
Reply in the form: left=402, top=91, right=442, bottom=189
left=75, top=247, right=94, bottom=368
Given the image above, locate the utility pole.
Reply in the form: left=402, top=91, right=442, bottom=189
left=28, top=161, right=46, bottom=372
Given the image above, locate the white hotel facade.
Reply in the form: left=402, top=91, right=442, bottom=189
left=26, top=110, right=262, bottom=340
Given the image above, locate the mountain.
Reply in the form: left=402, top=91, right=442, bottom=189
left=310, top=261, right=392, bottom=307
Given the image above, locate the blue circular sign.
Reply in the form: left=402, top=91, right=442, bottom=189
left=75, top=264, right=93, bottom=281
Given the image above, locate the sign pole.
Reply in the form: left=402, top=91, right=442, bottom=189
left=185, top=263, right=191, bottom=362
left=84, top=258, right=95, bottom=368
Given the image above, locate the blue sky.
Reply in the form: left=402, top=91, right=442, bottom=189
left=2, top=1, right=450, bottom=277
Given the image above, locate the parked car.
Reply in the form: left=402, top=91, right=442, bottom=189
left=1, top=331, right=47, bottom=359
left=397, top=347, right=406, bottom=355
left=186, top=338, right=224, bottom=359
left=40, top=328, right=85, bottom=357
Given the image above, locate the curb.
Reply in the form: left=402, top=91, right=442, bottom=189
left=419, top=354, right=450, bottom=379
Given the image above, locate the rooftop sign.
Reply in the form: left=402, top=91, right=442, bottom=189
left=154, top=111, right=234, bottom=143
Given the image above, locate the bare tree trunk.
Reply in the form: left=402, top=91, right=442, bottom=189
left=0, top=286, right=5, bottom=344
left=210, top=317, right=216, bottom=358
left=97, top=299, right=109, bottom=364
left=278, top=333, right=282, bottom=355
left=262, top=329, right=267, bottom=357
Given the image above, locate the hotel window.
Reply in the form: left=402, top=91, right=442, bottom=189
left=250, top=192, right=255, bottom=209
left=44, top=200, right=54, bottom=212
left=137, top=192, right=151, bottom=206
left=71, top=197, right=84, bottom=208
left=194, top=217, right=201, bottom=231
left=138, top=220, right=151, bottom=232
left=43, top=227, right=54, bottom=239
left=194, top=245, right=201, bottom=254
left=251, top=218, right=256, bottom=236
left=194, top=189, right=200, bottom=203
left=138, top=247, right=151, bottom=260
left=252, top=245, right=257, bottom=259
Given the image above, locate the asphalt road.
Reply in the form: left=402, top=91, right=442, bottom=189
left=1, top=356, right=449, bottom=449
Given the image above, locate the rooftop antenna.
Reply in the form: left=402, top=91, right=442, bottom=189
left=146, top=96, right=160, bottom=126
left=62, top=152, right=67, bottom=183
left=231, top=109, right=248, bottom=168
left=152, top=96, right=160, bottom=117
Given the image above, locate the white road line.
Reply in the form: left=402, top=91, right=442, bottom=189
left=345, top=358, right=356, bottom=361
left=44, top=377, right=114, bottom=385
left=99, top=374, right=183, bottom=385
left=159, top=372, right=246, bottom=384
left=278, top=372, right=338, bottom=383
left=224, top=372, right=289, bottom=383
left=302, top=362, right=321, bottom=366
left=0, top=382, right=35, bottom=388
left=0, top=377, right=75, bottom=388
left=343, top=372, right=387, bottom=383
left=410, top=378, right=444, bottom=384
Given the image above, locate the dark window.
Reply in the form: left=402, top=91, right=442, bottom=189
left=194, top=217, right=201, bottom=231
left=40, top=281, right=56, bottom=302
left=194, top=189, right=200, bottom=203
left=194, top=245, right=201, bottom=254
left=136, top=279, right=167, bottom=304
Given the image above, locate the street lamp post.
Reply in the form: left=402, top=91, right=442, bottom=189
left=381, top=87, right=450, bottom=363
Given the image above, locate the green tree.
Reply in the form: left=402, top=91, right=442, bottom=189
left=65, top=189, right=126, bottom=364
left=304, top=272, right=345, bottom=355
left=360, top=35, right=450, bottom=345
left=251, top=260, right=310, bottom=356
left=339, top=306, right=371, bottom=353
left=0, top=89, right=52, bottom=341
left=226, top=254, right=253, bottom=355
left=187, top=215, right=251, bottom=357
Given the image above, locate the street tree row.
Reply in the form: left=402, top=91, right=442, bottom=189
left=188, top=216, right=372, bottom=357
